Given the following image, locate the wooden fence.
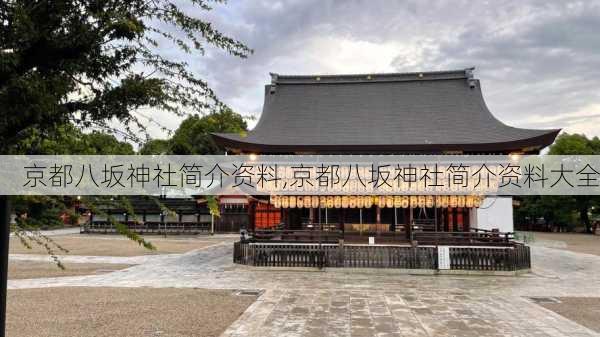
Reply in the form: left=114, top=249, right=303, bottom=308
left=81, top=221, right=211, bottom=235
left=448, top=245, right=530, bottom=271
left=233, top=242, right=530, bottom=271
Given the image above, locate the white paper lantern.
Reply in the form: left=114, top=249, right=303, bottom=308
left=326, top=196, right=334, bottom=208
left=356, top=195, right=365, bottom=208
left=449, top=195, right=458, bottom=208
left=457, top=195, right=465, bottom=208
left=364, top=196, right=374, bottom=208
left=349, top=196, right=357, bottom=208
left=410, top=195, right=418, bottom=208
left=311, top=196, right=319, bottom=208
left=385, top=196, right=394, bottom=208
left=281, top=196, right=289, bottom=208
left=426, top=195, right=434, bottom=208
left=341, top=196, right=349, bottom=208
left=334, top=196, right=342, bottom=208
left=401, top=196, right=410, bottom=208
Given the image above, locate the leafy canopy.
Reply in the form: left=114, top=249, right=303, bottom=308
left=11, top=123, right=135, bottom=154
left=0, top=0, right=252, bottom=150
left=516, top=133, right=600, bottom=232
left=139, top=108, right=247, bottom=155
left=0, top=0, right=251, bottom=252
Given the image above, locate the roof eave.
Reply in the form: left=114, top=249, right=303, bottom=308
left=212, top=129, right=561, bottom=154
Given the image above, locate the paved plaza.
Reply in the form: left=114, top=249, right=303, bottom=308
left=8, top=236, right=600, bottom=337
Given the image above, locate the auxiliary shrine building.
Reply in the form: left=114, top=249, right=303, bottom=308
left=212, top=69, right=559, bottom=238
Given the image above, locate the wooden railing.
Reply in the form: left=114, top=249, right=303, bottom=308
left=233, top=242, right=530, bottom=271
left=412, top=230, right=514, bottom=246
left=252, top=230, right=342, bottom=243
left=251, top=229, right=516, bottom=246
left=448, top=244, right=530, bottom=271
left=82, top=221, right=211, bottom=234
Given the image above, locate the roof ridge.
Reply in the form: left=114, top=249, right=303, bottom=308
left=270, top=68, right=475, bottom=84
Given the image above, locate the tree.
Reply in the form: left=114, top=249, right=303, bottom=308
left=138, top=138, right=170, bottom=155
left=84, top=131, right=135, bottom=155
left=517, top=133, right=600, bottom=233
left=549, top=133, right=600, bottom=233
left=169, top=108, right=247, bottom=154
left=548, top=133, right=596, bottom=155
left=12, top=123, right=135, bottom=155
left=138, top=108, right=247, bottom=155
left=0, top=1, right=251, bottom=332
left=0, top=0, right=251, bottom=230
left=10, top=124, right=135, bottom=232
left=1, top=0, right=252, bottom=152
left=514, top=195, right=577, bottom=232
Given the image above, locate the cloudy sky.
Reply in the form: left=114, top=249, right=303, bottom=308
left=146, top=0, right=600, bottom=140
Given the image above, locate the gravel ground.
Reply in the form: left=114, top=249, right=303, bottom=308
left=7, top=287, right=256, bottom=337
left=538, top=297, right=600, bottom=333
left=10, top=235, right=224, bottom=256
left=8, top=261, right=131, bottom=280
left=532, top=232, right=600, bottom=256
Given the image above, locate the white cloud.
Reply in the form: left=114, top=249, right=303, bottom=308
left=145, top=0, right=600, bottom=140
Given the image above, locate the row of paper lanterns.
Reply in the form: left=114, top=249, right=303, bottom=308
left=265, top=165, right=502, bottom=179
left=257, top=179, right=498, bottom=193
left=270, top=195, right=483, bottom=209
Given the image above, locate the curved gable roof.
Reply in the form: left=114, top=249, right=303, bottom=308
left=214, top=69, right=559, bottom=153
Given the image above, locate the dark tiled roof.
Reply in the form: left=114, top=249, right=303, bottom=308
left=214, top=69, right=559, bottom=153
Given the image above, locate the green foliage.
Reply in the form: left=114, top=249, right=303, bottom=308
left=206, top=195, right=220, bottom=217
left=84, top=132, right=135, bottom=155
left=11, top=123, right=135, bottom=155
left=138, top=139, right=170, bottom=155
left=0, top=0, right=251, bottom=258
left=516, top=133, right=600, bottom=232
left=85, top=196, right=156, bottom=250
left=0, top=0, right=252, bottom=150
left=11, top=123, right=136, bottom=240
left=169, top=108, right=247, bottom=155
left=139, top=108, right=248, bottom=154
left=549, top=133, right=597, bottom=155
left=515, top=195, right=577, bottom=230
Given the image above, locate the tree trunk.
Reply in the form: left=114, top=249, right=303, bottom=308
left=1, top=196, right=10, bottom=337
left=580, top=207, right=592, bottom=234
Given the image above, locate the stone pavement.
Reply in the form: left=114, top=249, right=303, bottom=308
left=8, top=236, right=600, bottom=337
left=9, top=252, right=181, bottom=265
left=10, top=227, right=81, bottom=237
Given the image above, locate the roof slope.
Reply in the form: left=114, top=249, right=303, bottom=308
left=214, top=69, right=559, bottom=153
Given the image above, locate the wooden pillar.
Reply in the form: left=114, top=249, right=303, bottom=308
left=393, top=207, right=397, bottom=232
left=447, top=207, right=454, bottom=232
left=376, top=205, right=381, bottom=224
left=359, top=208, right=363, bottom=225
left=248, top=200, right=256, bottom=233
left=283, top=208, right=290, bottom=229
left=318, top=206, right=321, bottom=224
left=457, top=207, right=464, bottom=232
left=340, top=208, right=346, bottom=234
left=440, top=208, right=446, bottom=232
left=407, top=207, right=413, bottom=240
